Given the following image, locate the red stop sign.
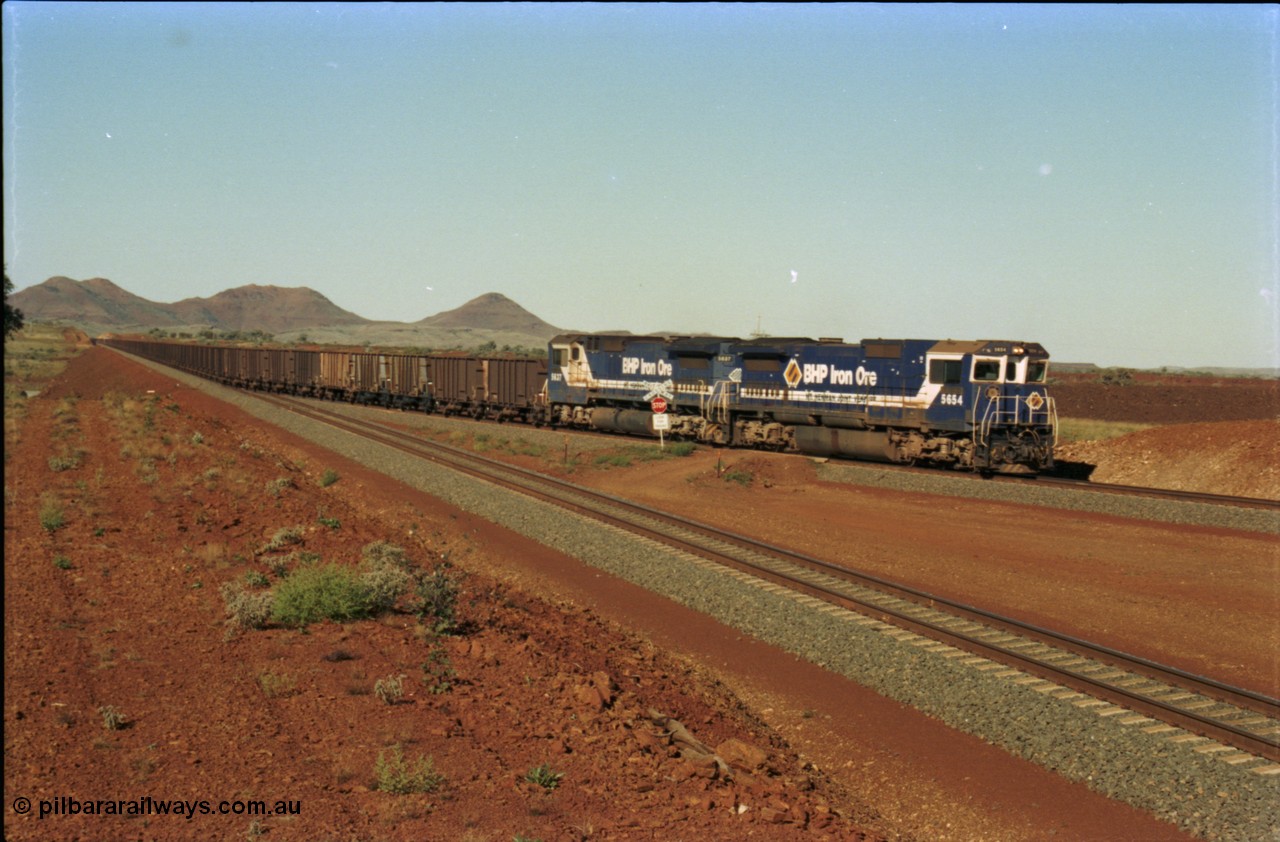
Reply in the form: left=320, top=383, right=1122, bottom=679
left=650, top=397, right=668, bottom=414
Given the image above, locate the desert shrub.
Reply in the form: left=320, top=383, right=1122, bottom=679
left=362, top=541, right=409, bottom=568
left=99, top=705, right=127, bottom=731
left=374, top=674, right=404, bottom=705
left=421, top=645, right=456, bottom=695
left=221, top=581, right=275, bottom=631
left=375, top=745, right=444, bottom=795
left=360, top=541, right=415, bottom=613
left=416, top=564, right=460, bottom=634
left=48, top=454, right=81, bottom=472
left=257, top=672, right=296, bottom=698
left=263, top=549, right=320, bottom=579
left=53, top=555, right=73, bottom=570
left=318, top=516, right=340, bottom=529
left=39, top=494, right=65, bottom=532
left=318, top=469, right=339, bottom=487
left=361, top=563, right=413, bottom=614
left=259, top=526, right=304, bottom=555
left=271, top=563, right=371, bottom=627
left=523, top=763, right=563, bottom=792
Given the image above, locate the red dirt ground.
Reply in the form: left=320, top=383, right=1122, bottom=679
left=1050, top=371, right=1279, bottom=425
left=8, top=348, right=1274, bottom=841
left=1051, top=371, right=1279, bottom=498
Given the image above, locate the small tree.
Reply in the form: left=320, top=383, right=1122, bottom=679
left=4, top=272, right=25, bottom=341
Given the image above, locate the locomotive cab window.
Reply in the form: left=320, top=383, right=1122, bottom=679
left=1027, top=361, right=1048, bottom=383
left=972, top=358, right=1003, bottom=382
left=928, top=359, right=962, bottom=385
left=552, top=348, right=569, bottom=367
left=1005, top=358, right=1020, bottom=382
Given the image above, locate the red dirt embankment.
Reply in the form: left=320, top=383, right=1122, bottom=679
left=1050, top=373, right=1279, bottom=498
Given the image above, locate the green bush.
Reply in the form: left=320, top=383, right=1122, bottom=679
left=375, top=744, right=445, bottom=795
left=39, top=495, right=66, bottom=532
left=318, top=469, right=340, bottom=488
left=257, top=672, right=296, bottom=698
left=271, top=563, right=371, bottom=627
left=416, top=565, right=460, bottom=634
left=422, top=645, right=456, bottom=695
left=524, top=763, right=563, bottom=792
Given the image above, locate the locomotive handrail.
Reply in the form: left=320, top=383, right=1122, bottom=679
left=705, top=379, right=736, bottom=425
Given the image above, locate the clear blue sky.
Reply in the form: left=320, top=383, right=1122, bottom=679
left=4, top=3, right=1277, bottom=369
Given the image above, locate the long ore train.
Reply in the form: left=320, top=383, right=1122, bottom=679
left=101, top=333, right=1057, bottom=474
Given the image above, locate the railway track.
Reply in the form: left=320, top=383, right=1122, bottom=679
left=1029, top=471, right=1280, bottom=510
left=257, top=392, right=1280, bottom=764
left=850, top=458, right=1280, bottom=510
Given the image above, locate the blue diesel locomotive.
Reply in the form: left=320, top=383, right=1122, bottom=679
left=546, top=333, right=1056, bottom=474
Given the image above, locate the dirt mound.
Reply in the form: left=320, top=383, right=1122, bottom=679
left=60, top=327, right=91, bottom=346
left=1054, top=419, right=1280, bottom=498
left=1050, top=374, right=1278, bottom=424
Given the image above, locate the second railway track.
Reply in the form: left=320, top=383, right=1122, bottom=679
left=256, top=391, right=1280, bottom=766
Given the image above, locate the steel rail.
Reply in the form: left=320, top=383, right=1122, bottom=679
left=252, top=393, right=1279, bottom=762
left=94, top=345, right=1280, bottom=760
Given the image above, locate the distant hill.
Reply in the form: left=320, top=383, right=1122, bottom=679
left=417, top=292, right=559, bottom=335
left=168, top=285, right=369, bottom=334
left=9, top=277, right=182, bottom=327
left=9, top=276, right=562, bottom=351
left=10, top=277, right=367, bottom=334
